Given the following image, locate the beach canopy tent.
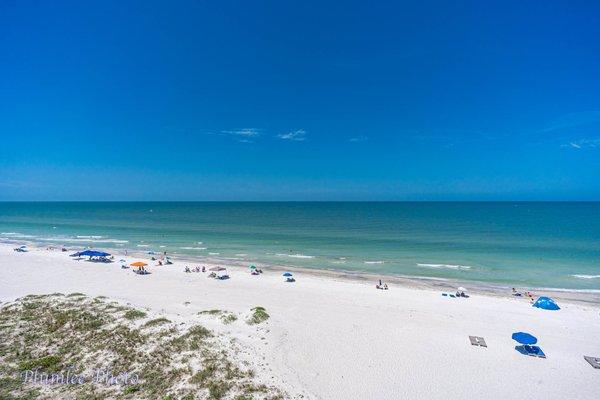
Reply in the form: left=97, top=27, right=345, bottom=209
left=533, top=296, right=560, bottom=311
left=512, top=332, right=537, bottom=345
left=283, top=272, right=293, bottom=277
left=209, top=267, right=227, bottom=272
left=79, top=250, right=111, bottom=258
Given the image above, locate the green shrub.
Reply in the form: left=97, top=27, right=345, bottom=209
left=124, top=310, right=147, bottom=320
left=143, top=317, right=171, bottom=328
left=247, top=307, right=269, bottom=325
left=19, top=355, right=61, bottom=372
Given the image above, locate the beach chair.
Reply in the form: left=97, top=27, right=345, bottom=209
left=516, top=345, right=546, bottom=358
left=469, top=336, right=487, bottom=347
left=584, top=356, right=600, bottom=369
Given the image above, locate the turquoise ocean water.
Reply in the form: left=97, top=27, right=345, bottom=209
left=0, top=202, right=598, bottom=290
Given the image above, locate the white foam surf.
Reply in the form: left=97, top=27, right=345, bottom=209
left=1, top=232, right=35, bottom=238
left=417, top=263, right=472, bottom=270
left=288, top=254, right=315, bottom=259
left=38, top=237, right=128, bottom=244
left=180, top=247, right=207, bottom=250
left=572, top=274, right=600, bottom=279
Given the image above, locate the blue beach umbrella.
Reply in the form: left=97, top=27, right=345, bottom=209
left=282, top=272, right=293, bottom=277
left=249, top=265, right=256, bottom=269
left=512, top=332, right=537, bottom=345
left=533, top=296, right=560, bottom=311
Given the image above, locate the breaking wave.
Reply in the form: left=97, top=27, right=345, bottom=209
left=417, top=263, right=472, bottom=270
left=572, top=274, right=600, bottom=279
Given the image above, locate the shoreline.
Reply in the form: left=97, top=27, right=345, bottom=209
left=2, top=242, right=600, bottom=399
left=5, top=240, right=600, bottom=305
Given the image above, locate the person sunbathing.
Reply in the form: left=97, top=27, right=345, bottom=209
left=184, top=266, right=191, bottom=273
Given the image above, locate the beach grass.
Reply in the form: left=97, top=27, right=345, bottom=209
left=247, top=307, right=269, bottom=325
left=199, top=309, right=239, bottom=325
left=0, top=293, right=286, bottom=399
left=123, top=309, right=147, bottom=320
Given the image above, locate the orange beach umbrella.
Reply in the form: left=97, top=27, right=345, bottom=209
left=130, top=261, right=148, bottom=268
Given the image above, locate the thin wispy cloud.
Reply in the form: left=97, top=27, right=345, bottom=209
left=349, top=135, right=368, bottom=142
left=278, top=129, right=307, bottom=141
left=561, top=138, right=600, bottom=149
left=163, top=126, right=262, bottom=142
left=221, top=128, right=261, bottom=137
left=538, top=111, right=600, bottom=133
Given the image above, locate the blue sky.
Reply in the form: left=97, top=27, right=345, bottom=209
left=1, top=0, right=599, bottom=200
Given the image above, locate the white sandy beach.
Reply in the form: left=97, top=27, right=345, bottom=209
left=1, top=243, right=599, bottom=400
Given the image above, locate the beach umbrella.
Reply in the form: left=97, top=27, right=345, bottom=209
left=209, top=266, right=226, bottom=272
left=512, top=332, right=537, bottom=345
left=533, top=296, right=560, bottom=311
left=249, top=265, right=256, bottom=269
left=130, top=261, right=148, bottom=268
left=70, top=252, right=83, bottom=257
left=283, top=272, right=293, bottom=277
